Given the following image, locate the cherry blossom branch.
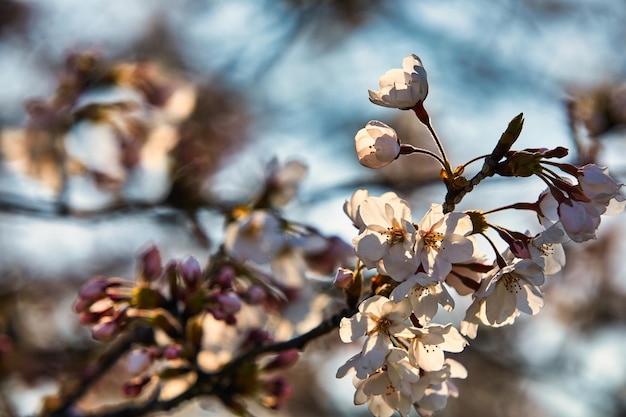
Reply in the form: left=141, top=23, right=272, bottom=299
left=44, top=306, right=357, bottom=417
left=46, top=327, right=155, bottom=417
left=442, top=113, right=524, bottom=213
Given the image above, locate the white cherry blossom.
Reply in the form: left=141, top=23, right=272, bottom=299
left=414, top=204, right=475, bottom=282
left=352, top=349, right=420, bottom=417
left=368, top=54, right=429, bottom=110
left=339, top=295, right=414, bottom=374
left=391, top=273, right=454, bottom=325
left=408, top=324, right=467, bottom=372
left=558, top=199, right=601, bottom=243
left=344, top=189, right=370, bottom=232
left=461, top=256, right=545, bottom=338
left=529, top=224, right=567, bottom=275
left=352, top=193, right=419, bottom=281
left=355, top=121, right=401, bottom=169
left=577, top=164, right=623, bottom=213
left=538, top=190, right=602, bottom=243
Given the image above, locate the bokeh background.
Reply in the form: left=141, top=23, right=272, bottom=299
left=1, top=0, right=625, bottom=416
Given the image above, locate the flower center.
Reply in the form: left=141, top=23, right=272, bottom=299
left=538, top=242, right=554, bottom=256
left=372, top=317, right=392, bottom=335
left=384, top=381, right=396, bottom=397
left=384, top=218, right=405, bottom=244
left=423, top=231, right=444, bottom=250
left=502, top=273, right=522, bottom=294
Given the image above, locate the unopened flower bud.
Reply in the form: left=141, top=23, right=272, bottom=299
left=333, top=268, right=355, bottom=289
left=72, top=296, right=92, bottom=314
left=180, top=256, right=202, bottom=287
left=164, top=344, right=183, bottom=360
left=127, top=349, right=152, bottom=376
left=78, top=277, right=109, bottom=300
left=213, top=266, right=235, bottom=289
left=208, top=307, right=226, bottom=321
left=122, top=375, right=152, bottom=397
left=242, top=329, right=273, bottom=349
left=355, top=121, right=401, bottom=169
left=245, top=285, right=266, bottom=304
left=140, top=245, right=162, bottom=282
left=91, top=320, right=119, bottom=341
left=262, top=376, right=293, bottom=410
left=79, top=311, right=101, bottom=325
left=368, top=54, right=428, bottom=110
left=263, top=349, right=299, bottom=372
left=217, top=292, right=243, bottom=315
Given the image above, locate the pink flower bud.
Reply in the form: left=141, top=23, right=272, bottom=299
left=140, top=245, right=162, bottom=282
left=213, top=266, right=235, bottom=289
left=122, top=375, right=152, bottom=397
left=217, top=292, right=243, bottom=315
left=355, top=121, right=401, bottom=169
left=78, top=277, right=109, bottom=300
left=262, top=376, right=293, bottom=410
left=245, top=285, right=266, bottom=304
left=242, top=329, right=273, bottom=348
left=164, top=344, right=183, bottom=360
left=91, top=320, right=119, bottom=341
left=72, top=297, right=92, bottom=314
left=263, top=349, right=299, bottom=372
left=208, top=307, right=226, bottom=321
left=333, top=268, right=355, bottom=289
left=126, top=349, right=152, bottom=376
left=79, top=311, right=101, bottom=325
left=179, top=256, right=202, bottom=287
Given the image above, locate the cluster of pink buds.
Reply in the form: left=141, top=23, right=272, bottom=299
left=494, top=147, right=624, bottom=242
left=73, top=245, right=271, bottom=342
left=71, top=244, right=284, bottom=399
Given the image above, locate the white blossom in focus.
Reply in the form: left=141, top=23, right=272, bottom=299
left=339, top=296, right=413, bottom=374
left=529, top=224, right=567, bottom=275
left=461, top=257, right=545, bottom=337
left=355, top=121, right=401, bottom=169
left=352, top=193, right=419, bottom=281
left=578, top=164, right=623, bottom=213
left=352, top=349, right=420, bottom=417
left=391, top=273, right=454, bottom=325
left=558, top=199, right=601, bottom=243
left=414, top=204, right=475, bottom=282
left=344, top=189, right=370, bottom=232
left=408, top=324, right=467, bottom=372
left=368, top=54, right=429, bottom=110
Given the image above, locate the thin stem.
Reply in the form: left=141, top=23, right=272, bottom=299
left=423, top=120, right=453, bottom=177
left=462, top=154, right=490, bottom=169
left=479, top=232, right=508, bottom=268
left=399, top=144, right=447, bottom=169
left=481, top=201, right=539, bottom=215
left=540, top=166, right=562, bottom=183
